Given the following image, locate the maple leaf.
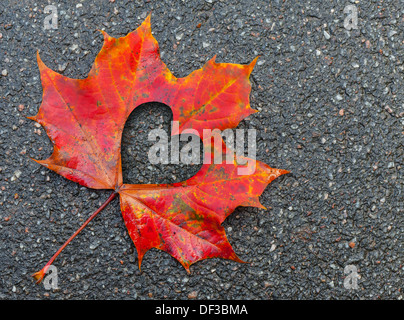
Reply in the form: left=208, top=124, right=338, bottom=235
left=30, top=14, right=288, bottom=282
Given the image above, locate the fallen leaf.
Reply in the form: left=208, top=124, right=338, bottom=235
left=30, top=14, right=288, bottom=282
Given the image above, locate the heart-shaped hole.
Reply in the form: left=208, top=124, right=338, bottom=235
left=121, top=102, right=203, bottom=185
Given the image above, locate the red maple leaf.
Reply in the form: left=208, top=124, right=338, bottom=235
left=30, top=14, right=288, bottom=282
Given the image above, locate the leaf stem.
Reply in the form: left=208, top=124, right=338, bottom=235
left=32, top=191, right=118, bottom=284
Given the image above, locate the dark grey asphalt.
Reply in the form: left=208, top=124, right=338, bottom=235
left=0, top=0, right=402, bottom=299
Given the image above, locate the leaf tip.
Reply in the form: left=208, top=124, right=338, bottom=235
left=137, top=250, right=145, bottom=272
left=247, top=56, right=259, bottom=73
left=146, top=11, right=152, bottom=21
left=36, top=51, right=46, bottom=72
left=279, top=169, right=290, bottom=176
left=258, top=204, right=267, bottom=210
left=249, top=107, right=259, bottom=115
left=206, top=55, right=217, bottom=66
left=27, top=115, right=37, bottom=122
left=28, top=156, right=39, bottom=163
left=246, top=197, right=267, bottom=210
left=141, top=12, right=152, bottom=30
left=97, top=29, right=111, bottom=42
left=30, top=158, right=50, bottom=169
left=232, top=254, right=247, bottom=264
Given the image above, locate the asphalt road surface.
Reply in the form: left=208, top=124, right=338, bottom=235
left=0, top=0, right=402, bottom=299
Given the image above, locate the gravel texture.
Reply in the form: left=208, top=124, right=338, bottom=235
left=0, top=0, right=403, bottom=299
